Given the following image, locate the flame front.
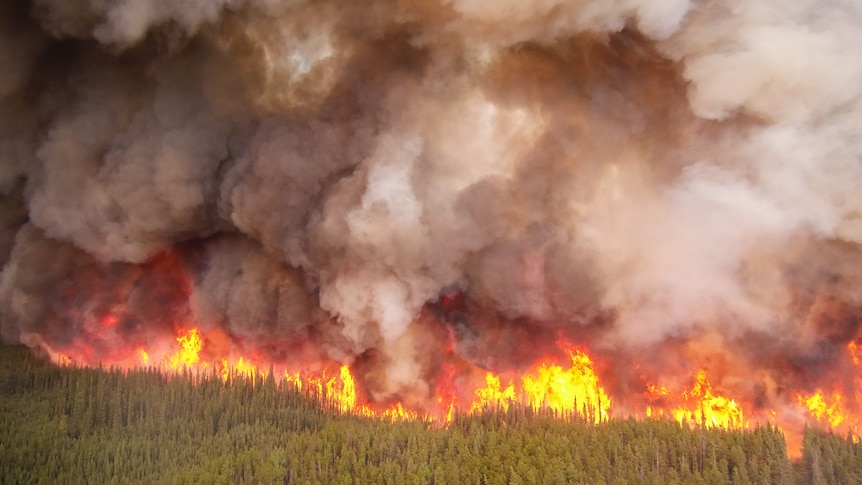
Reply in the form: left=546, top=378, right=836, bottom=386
left=49, top=325, right=862, bottom=450
left=667, top=370, right=745, bottom=429
left=7, top=0, right=862, bottom=464
left=67, top=326, right=617, bottom=423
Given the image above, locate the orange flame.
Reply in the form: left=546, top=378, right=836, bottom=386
left=169, top=328, right=203, bottom=369
left=42, top=324, right=862, bottom=451
left=644, top=383, right=669, bottom=418
left=522, top=350, right=611, bottom=423
left=382, top=403, right=418, bottom=421
left=849, top=341, right=862, bottom=366
left=471, top=373, right=516, bottom=413
left=281, top=365, right=422, bottom=420
left=219, top=357, right=259, bottom=382
left=465, top=349, right=611, bottom=423
left=667, top=370, right=745, bottom=429
left=799, top=391, right=845, bottom=428
left=794, top=340, right=862, bottom=439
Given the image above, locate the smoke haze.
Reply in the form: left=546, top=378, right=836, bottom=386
left=2, top=0, right=862, bottom=416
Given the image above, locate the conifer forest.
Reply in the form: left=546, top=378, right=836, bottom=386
left=1, top=345, right=860, bottom=484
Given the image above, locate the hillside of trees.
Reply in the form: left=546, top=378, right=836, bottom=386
left=0, top=344, right=859, bottom=484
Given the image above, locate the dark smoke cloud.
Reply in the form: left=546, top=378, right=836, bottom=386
left=2, top=0, right=862, bottom=405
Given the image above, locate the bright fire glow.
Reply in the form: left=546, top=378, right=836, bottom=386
left=793, top=340, right=862, bottom=439
left=169, top=328, right=203, bottom=369
left=849, top=341, right=862, bottom=366
left=219, top=357, right=259, bottom=382
left=668, top=370, right=745, bottom=429
left=47, top=325, right=862, bottom=446
left=471, top=373, right=516, bottom=413
left=521, top=350, right=611, bottom=423
left=464, top=349, right=611, bottom=423
left=799, top=391, right=845, bottom=428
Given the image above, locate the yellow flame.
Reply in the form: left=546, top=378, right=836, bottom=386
left=219, top=358, right=260, bottom=382
left=46, top=320, right=862, bottom=455
left=169, top=328, right=202, bottom=369
left=336, top=365, right=357, bottom=411
left=522, top=350, right=611, bottom=423
left=285, top=371, right=302, bottom=391
left=670, top=370, right=744, bottom=429
left=464, top=350, right=610, bottom=422
left=382, top=403, right=417, bottom=421
left=799, top=391, right=845, bottom=428
left=471, top=373, right=516, bottom=413
left=235, top=357, right=257, bottom=377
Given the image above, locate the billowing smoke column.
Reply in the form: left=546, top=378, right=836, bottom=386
left=2, top=0, right=862, bottom=428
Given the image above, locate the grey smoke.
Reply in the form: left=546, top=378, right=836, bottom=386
left=2, top=0, right=862, bottom=410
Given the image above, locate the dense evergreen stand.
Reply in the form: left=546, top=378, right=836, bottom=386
left=1, top=345, right=858, bottom=484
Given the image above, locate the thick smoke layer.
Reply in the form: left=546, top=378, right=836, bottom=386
left=2, top=0, right=862, bottom=410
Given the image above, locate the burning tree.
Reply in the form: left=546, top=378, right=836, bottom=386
left=1, top=0, right=862, bottom=455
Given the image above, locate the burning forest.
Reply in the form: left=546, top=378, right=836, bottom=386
left=2, top=0, right=862, bottom=454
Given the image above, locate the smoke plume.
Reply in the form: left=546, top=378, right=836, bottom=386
left=2, top=0, right=862, bottom=416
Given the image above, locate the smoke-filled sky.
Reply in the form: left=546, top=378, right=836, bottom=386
left=2, top=0, right=862, bottom=409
